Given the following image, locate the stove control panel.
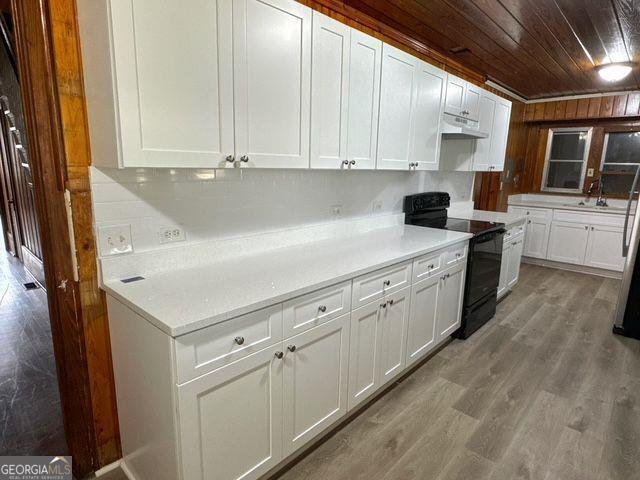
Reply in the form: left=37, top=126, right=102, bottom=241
left=403, top=192, right=451, bottom=215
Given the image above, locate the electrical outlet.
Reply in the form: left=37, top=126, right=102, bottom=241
left=587, top=168, right=595, bottom=177
left=98, top=224, right=133, bottom=256
left=331, top=204, right=342, bottom=219
left=158, top=226, right=186, bottom=244
left=372, top=201, right=383, bottom=214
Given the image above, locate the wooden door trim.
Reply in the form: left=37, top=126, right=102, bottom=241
left=11, top=0, right=120, bottom=476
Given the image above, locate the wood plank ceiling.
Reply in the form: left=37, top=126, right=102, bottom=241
left=345, top=0, right=640, bottom=99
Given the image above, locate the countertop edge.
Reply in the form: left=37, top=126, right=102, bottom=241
left=507, top=200, right=628, bottom=215
left=103, top=234, right=472, bottom=337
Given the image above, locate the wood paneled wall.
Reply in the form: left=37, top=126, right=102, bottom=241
left=523, top=93, right=640, bottom=123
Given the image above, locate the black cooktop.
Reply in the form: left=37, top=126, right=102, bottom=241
left=408, top=216, right=505, bottom=236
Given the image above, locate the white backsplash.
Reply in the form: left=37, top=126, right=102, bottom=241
left=90, top=167, right=475, bottom=255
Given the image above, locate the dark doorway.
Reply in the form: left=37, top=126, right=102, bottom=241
left=0, top=3, right=67, bottom=458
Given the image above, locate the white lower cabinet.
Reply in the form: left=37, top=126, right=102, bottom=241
left=377, top=287, right=410, bottom=385
left=584, top=224, right=625, bottom=271
left=523, top=217, right=551, bottom=259
left=507, top=237, right=524, bottom=288
left=405, top=275, right=439, bottom=367
left=497, top=241, right=512, bottom=299
left=547, top=221, right=589, bottom=265
left=178, top=344, right=284, bottom=480
left=435, top=263, right=466, bottom=339
left=283, top=314, right=350, bottom=455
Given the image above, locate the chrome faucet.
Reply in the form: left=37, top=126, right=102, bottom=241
left=596, top=180, right=608, bottom=207
left=580, top=178, right=608, bottom=207
left=580, top=179, right=600, bottom=205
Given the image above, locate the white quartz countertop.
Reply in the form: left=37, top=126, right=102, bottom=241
left=447, top=208, right=526, bottom=227
left=508, top=197, right=629, bottom=215
left=102, top=225, right=472, bottom=337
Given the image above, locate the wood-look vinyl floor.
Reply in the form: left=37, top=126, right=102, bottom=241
left=103, top=264, right=639, bottom=480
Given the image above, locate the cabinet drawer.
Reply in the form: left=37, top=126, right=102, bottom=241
left=352, top=261, right=412, bottom=309
left=283, top=281, right=351, bottom=337
left=518, top=207, right=552, bottom=220
left=443, top=243, right=468, bottom=267
left=413, top=251, right=443, bottom=282
left=175, top=305, right=283, bottom=384
left=553, top=209, right=628, bottom=227
left=504, top=223, right=525, bottom=243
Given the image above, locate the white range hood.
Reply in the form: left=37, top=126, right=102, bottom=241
left=441, top=112, right=488, bottom=139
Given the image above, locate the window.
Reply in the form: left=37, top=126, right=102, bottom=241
left=541, top=128, right=592, bottom=193
left=600, top=130, right=640, bottom=196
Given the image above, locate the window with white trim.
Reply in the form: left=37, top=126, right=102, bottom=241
left=541, top=128, right=592, bottom=193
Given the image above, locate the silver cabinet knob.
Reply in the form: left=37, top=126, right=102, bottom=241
left=234, top=336, right=245, bottom=345
left=287, top=345, right=296, bottom=352
left=342, top=160, right=349, bottom=167
left=591, top=226, right=595, bottom=231
left=428, top=264, right=435, bottom=269
left=388, top=299, right=394, bottom=306
left=240, top=155, right=249, bottom=163
left=225, top=155, right=235, bottom=163
left=380, top=302, right=387, bottom=309
left=318, top=305, right=327, bottom=313
left=584, top=225, right=588, bottom=230
left=275, top=351, right=283, bottom=359
left=349, top=160, right=356, bottom=166
left=383, top=280, right=391, bottom=286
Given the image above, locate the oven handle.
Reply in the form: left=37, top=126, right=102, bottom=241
left=474, top=229, right=506, bottom=244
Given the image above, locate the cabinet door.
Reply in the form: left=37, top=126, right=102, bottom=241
left=498, top=242, right=512, bottom=299
left=547, top=221, right=589, bottom=265
left=110, top=0, right=234, bottom=168
left=585, top=224, right=625, bottom=271
left=489, top=99, right=511, bottom=171
left=464, top=83, right=481, bottom=121
left=377, top=287, right=410, bottom=384
left=346, top=30, right=382, bottom=170
left=233, top=0, right=311, bottom=168
left=310, top=12, right=350, bottom=169
left=406, top=275, right=439, bottom=367
left=376, top=44, right=417, bottom=170
left=348, top=301, right=382, bottom=410
left=283, top=314, right=350, bottom=455
left=444, top=75, right=466, bottom=116
left=178, top=345, right=283, bottom=480
left=507, top=238, right=524, bottom=288
left=411, top=61, right=446, bottom=171
left=523, top=218, right=551, bottom=259
left=472, top=94, right=496, bottom=172
left=436, top=263, right=465, bottom=340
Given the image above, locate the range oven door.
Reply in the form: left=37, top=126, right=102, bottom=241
left=466, top=229, right=505, bottom=306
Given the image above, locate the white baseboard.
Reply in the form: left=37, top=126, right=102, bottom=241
left=93, top=459, right=136, bottom=480
left=522, top=256, right=622, bottom=279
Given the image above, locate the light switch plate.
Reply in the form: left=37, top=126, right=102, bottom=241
left=587, top=168, right=595, bottom=177
left=98, top=224, right=133, bottom=256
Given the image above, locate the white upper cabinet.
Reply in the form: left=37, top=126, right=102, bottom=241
left=444, top=74, right=480, bottom=121
left=79, top=0, right=235, bottom=168
left=472, top=92, right=512, bottom=172
left=346, top=30, right=382, bottom=170
left=410, top=61, right=447, bottom=171
left=376, top=44, right=418, bottom=170
left=310, top=12, right=350, bottom=169
left=233, top=0, right=312, bottom=169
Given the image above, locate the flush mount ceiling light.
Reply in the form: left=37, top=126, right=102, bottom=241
left=597, top=62, right=634, bottom=82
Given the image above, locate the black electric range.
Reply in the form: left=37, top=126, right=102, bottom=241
left=404, top=192, right=506, bottom=339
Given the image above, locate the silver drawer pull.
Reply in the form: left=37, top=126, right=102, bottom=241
left=380, top=302, right=387, bottom=309
left=456, top=253, right=462, bottom=258
left=287, top=345, right=296, bottom=352
left=342, top=160, right=349, bottom=166
left=274, top=351, right=283, bottom=359
left=240, top=155, right=249, bottom=163
left=383, top=280, right=391, bottom=286
left=388, top=299, right=394, bottom=306
left=234, top=336, right=245, bottom=345
left=428, top=264, right=435, bottom=269
left=225, top=155, right=234, bottom=163
left=318, top=305, right=327, bottom=313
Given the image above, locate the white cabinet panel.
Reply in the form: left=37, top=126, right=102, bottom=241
left=548, top=221, right=589, bottom=265
left=283, top=315, right=349, bottom=455
left=310, top=12, right=350, bottom=169
left=411, top=61, right=446, bottom=170
left=498, top=242, right=511, bottom=299
left=523, top=218, right=551, bottom=259
left=585, top=224, right=625, bottom=271
left=507, top=238, right=524, bottom=289
left=347, top=30, right=382, bottom=170
left=178, top=344, right=284, bottom=480
left=108, top=0, right=234, bottom=168
left=406, top=275, right=439, bottom=367
left=348, top=301, right=381, bottom=409
left=444, top=75, right=465, bottom=116
left=472, top=94, right=496, bottom=172
left=233, top=0, right=311, bottom=168
left=376, top=44, right=417, bottom=170
left=465, top=83, right=481, bottom=122
left=489, top=99, right=511, bottom=172
left=436, top=263, right=465, bottom=340
left=377, top=287, right=410, bottom=384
